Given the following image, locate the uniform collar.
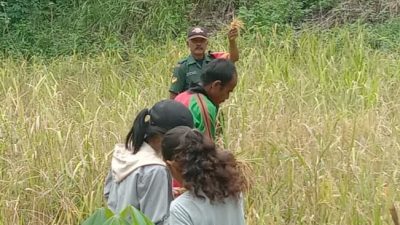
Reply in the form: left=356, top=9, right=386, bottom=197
left=188, top=53, right=213, bottom=65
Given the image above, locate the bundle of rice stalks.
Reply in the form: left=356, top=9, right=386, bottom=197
left=230, top=18, right=244, bottom=30
left=229, top=18, right=245, bottom=35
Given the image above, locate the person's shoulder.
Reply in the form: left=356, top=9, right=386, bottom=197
left=140, top=164, right=168, bottom=174
left=201, top=94, right=217, bottom=108
left=169, top=192, right=195, bottom=224
left=177, top=56, right=190, bottom=65
left=171, top=191, right=196, bottom=208
left=135, top=165, right=169, bottom=185
left=175, top=90, right=193, bottom=103
left=173, top=57, right=189, bottom=72
left=133, top=164, right=168, bottom=180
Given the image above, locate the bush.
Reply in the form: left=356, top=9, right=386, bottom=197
left=239, top=0, right=336, bottom=32
left=366, top=18, right=400, bottom=51
left=0, top=0, right=191, bottom=57
left=1, top=0, right=398, bottom=57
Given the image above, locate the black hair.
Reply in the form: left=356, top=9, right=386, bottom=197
left=125, top=108, right=162, bottom=153
left=125, top=100, right=194, bottom=154
left=200, top=59, right=237, bottom=86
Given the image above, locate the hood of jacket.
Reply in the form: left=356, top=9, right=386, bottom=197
left=111, top=142, right=166, bottom=183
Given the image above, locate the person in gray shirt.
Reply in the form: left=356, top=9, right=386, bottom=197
left=104, top=100, right=194, bottom=225
left=161, top=126, right=248, bottom=225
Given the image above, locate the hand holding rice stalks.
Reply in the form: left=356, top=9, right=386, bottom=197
left=230, top=18, right=244, bottom=30
left=227, top=18, right=244, bottom=40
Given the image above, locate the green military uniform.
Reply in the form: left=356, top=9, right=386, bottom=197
left=169, top=53, right=215, bottom=94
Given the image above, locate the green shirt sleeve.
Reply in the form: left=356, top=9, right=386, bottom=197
left=169, top=63, right=186, bottom=94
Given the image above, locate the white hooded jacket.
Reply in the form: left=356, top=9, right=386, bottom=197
left=110, top=142, right=165, bottom=182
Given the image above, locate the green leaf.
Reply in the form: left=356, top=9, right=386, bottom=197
left=82, top=206, right=154, bottom=225
left=120, top=206, right=154, bottom=225
left=82, top=207, right=115, bottom=225
left=105, top=207, right=116, bottom=218
left=103, top=216, right=131, bottom=225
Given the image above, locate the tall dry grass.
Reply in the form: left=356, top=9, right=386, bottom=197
left=1, top=27, right=400, bottom=224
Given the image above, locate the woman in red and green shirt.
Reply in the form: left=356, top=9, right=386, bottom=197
left=175, top=58, right=237, bottom=141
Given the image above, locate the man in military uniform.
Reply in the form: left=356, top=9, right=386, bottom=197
left=169, top=26, right=239, bottom=99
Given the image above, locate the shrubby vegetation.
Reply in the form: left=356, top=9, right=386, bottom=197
left=1, top=0, right=399, bottom=57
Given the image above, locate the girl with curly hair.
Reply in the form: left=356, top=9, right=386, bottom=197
left=161, top=126, right=247, bottom=225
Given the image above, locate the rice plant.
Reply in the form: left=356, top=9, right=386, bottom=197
left=1, top=26, right=400, bottom=224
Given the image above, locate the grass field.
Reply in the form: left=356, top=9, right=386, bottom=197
left=1, top=27, right=400, bottom=224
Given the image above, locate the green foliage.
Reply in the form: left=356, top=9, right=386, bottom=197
left=365, top=18, right=400, bottom=51
left=1, top=0, right=399, bottom=58
left=239, top=0, right=336, bottom=32
left=0, top=0, right=191, bottom=57
left=2, top=27, right=400, bottom=224
left=82, top=206, right=154, bottom=225
left=0, top=0, right=339, bottom=57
